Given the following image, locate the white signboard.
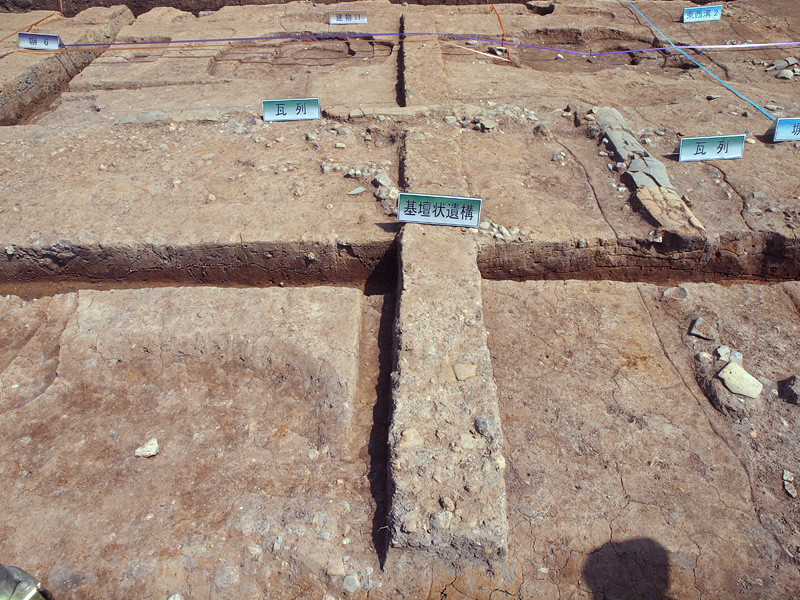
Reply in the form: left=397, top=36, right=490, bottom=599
left=262, top=98, right=320, bottom=122
left=329, top=10, right=367, bottom=25
left=679, top=135, right=745, bottom=162
left=397, top=193, right=482, bottom=228
left=18, top=32, right=61, bottom=50
left=683, top=6, right=722, bottom=23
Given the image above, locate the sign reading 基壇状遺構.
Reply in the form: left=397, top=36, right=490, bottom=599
left=397, top=193, right=482, bottom=228
left=678, top=135, right=745, bottom=162
left=329, top=10, right=368, bottom=25
left=773, top=118, right=800, bottom=142
left=682, top=5, right=722, bottom=23
left=262, top=98, right=320, bottom=122
left=18, top=32, right=61, bottom=50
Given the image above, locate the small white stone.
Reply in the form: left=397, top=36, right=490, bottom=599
left=785, top=481, right=798, bottom=498
left=717, top=362, right=763, bottom=398
left=398, top=428, right=422, bottom=447
left=453, top=362, right=477, bottom=381
left=135, top=438, right=159, bottom=458
left=429, top=510, right=453, bottom=530
left=715, top=345, right=732, bottom=362
left=783, top=470, right=795, bottom=482
left=326, top=557, right=346, bottom=576
left=167, top=595, right=184, bottom=600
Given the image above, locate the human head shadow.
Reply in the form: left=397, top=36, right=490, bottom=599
left=583, top=537, right=672, bottom=600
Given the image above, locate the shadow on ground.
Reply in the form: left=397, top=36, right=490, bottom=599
left=583, top=537, right=671, bottom=600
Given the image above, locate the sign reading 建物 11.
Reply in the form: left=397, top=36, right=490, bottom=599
left=329, top=10, right=367, bottom=25
left=682, top=5, right=722, bottom=23
left=678, top=135, right=745, bottom=162
left=262, top=98, right=320, bottom=122
left=773, top=118, right=800, bottom=142
left=18, top=32, right=61, bottom=50
left=397, top=193, right=482, bottom=228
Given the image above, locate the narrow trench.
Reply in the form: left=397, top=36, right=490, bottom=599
left=2, top=232, right=800, bottom=301
left=396, top=14, right=407, bottom=108
left=367, top=288, right=396, bottom=568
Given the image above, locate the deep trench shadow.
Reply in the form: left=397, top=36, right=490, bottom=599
left=583, top=538, right=672, bottom=600
left=367, top=289, right=396, bottom=568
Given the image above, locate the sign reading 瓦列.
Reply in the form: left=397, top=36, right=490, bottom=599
left=678, top=135, right=745, bottom=162
left=682, top=5, right=722, bottom=23
left=18, top=32, right=61, bottom=50
left=397, top=193, right=482, bottom=228
left=329, top=10, right=368, bottom=25
left=262, top=98, right=320, bottom=122
left=773, top=118, right=800, bottom=142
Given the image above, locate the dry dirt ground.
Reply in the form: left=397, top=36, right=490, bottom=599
left=1, top=1, right=800, bottom=598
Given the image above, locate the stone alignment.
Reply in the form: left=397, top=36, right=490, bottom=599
left=595, top=106, right=706, bottom=240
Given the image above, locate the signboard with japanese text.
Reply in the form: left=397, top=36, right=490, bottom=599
left=262, top=98, right=320, bottom=122
left=18, top=32, right=61, bottom=50
left=682, top=6, right=722, bottom=23
left=397, top=193, right=482, bottom=228
left=329, top=10, right=368, bottom=25
left=773, top=118, right=800, bottom=142
left=678, top=135, right=745, bottom=162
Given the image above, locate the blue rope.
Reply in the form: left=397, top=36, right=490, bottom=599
left=626, top=0, right=775, bottom=121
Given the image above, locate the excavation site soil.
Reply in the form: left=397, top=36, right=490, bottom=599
left=1, top=0, right=800, bottom=598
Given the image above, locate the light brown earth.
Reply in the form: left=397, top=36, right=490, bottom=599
left=1, top=1, right=800, bottom=598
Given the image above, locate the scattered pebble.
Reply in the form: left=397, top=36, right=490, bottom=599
left=429, top=511, right=453, bottom=530
left=343, top=573, right=360, bottom=593
left=715, top=345, right=732, bottom=363
left=785, top=481, right=798, bottom=499
left=347, top=187, right=366, bottom=195
left=135, top=438, right=159, bottom=458
left=689, top=316, right=717, bottom=341
left=453, top=362, right=477, bottom=381
left=474, top=416, right=496, bottom=440
left=373, top=171, right=392, bottom=188
left=326, top=557, right=346, bottom=577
